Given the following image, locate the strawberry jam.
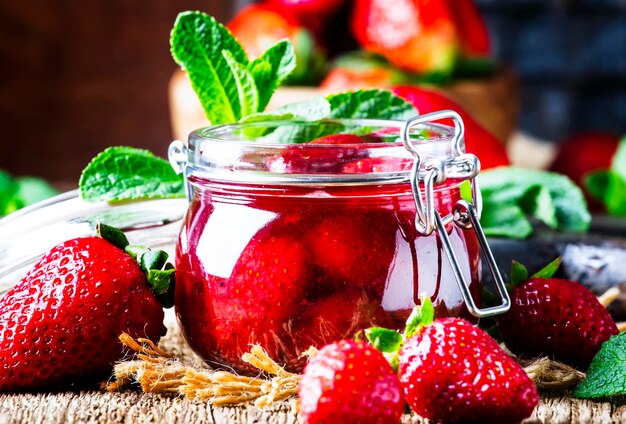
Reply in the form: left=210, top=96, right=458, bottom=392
left=174, top=120, right=482, bottom=373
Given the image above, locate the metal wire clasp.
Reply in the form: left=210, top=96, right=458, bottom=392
left=401, top=111, right=510, bottom=318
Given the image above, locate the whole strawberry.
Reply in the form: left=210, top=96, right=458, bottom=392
left=176, top=221, right=313, bottom=373
left=299, top=340, right=404, bottom=424
left=497, top=259, right=618, bottom=370
left=0, top=223, right=174, bottom=391
left=367, top=299, right=538, bottom=424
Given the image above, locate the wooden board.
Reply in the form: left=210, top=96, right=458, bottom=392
left=1, top=312, right=626, bottom=424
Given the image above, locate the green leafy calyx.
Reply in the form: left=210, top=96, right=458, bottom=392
left=404, top=298, right=435, bottom=338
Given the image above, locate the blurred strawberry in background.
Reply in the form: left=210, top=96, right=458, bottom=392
left=228, top=3, right=327, bottom=84
left=550, top=132, right=621, bottom=209
left=264, top=0, right=345, bottom=20
left=351, top=0, right=459, bottom=76
left=393, top=85, right=510, bottom=169
left=449, top=0, right=491, bottom=58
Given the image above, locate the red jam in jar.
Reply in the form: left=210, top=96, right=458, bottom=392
left=172, top=118, right=491, bottom=373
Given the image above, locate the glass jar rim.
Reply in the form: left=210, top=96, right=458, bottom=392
left=178, top=118, right=465, bottom=186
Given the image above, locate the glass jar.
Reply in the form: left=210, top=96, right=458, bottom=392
left=169, top=113, right=509, bottom=374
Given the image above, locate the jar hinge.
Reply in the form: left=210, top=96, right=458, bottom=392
left=402, top=112, right=509, bottom=318
left=168, top=140, right=191, bottom=201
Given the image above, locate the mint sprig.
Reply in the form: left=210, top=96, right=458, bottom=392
left=585, top=136, right=626, bottom=216
left=478, top=167, right=591, bottom=239
left=79, top=146, right=185, bottom=202
left=574, top=333, right=626, bottom=399
left=0, top=170, right=58, bottom=218
left=170, top=11, right=295, bottom=124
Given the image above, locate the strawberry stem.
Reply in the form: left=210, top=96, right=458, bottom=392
left=404, top=297, right=434, bottom=339
left=531, top=257, right=562, bottom=279
left=510, top=261, right=529, bottom=287
left=96, top=222, right=175, bottom=309
left=96, top=222, right=130, bottom=250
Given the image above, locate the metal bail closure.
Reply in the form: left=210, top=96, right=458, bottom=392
left=168, top=140, right=191, bottom=201
left=401, top=110, right=466, bottom=236
left=168, top=140, right=188, bottom=175
left=435, top=200, right=511, bottom=318
left=401, top=112, right=509, bottom=318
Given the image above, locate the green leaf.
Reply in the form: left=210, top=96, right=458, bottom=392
left=140, top=250, right=170, bottom=273
left=519, top=185, right=558, bottom=229
left=258, top=97, right=332, bottom=122
left=404, top=298, right=435, bottom=339
left=480, top=203, right=533, bottom=239
left=604, top=171, right=626, bottom=216
left=0, top=170, right=21, bottom=217
left=223, top=51, right=258, bottom=118
left=170, top=11, right=247, bottom=124
left=478, top=167, right=590, bottom=237
left=14, top=177, right=58, bottom=206
left=147, top=268, right=176, bottom=308
left=327, top=89, right=416, bottom=120
left=248, top=40, right=296, bottom=111
left=96, top=222, right=130, bottom=250
left=584, top=170, right=610, bottom=202
left=510, top=261, right=529, bottom=286
left=365, top=328, right=403, bottom=353
left=284, top=29, right=326, bottom=86
left=531, top=257, right=562, bottom=279
left=574, top=333, right=626, bottom=398
left=79, top=146, right=185, bottom=202
left=611, top=136, right=626, bottom=181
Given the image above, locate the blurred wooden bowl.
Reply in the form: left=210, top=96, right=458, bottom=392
left=169, top=67, right=518, bottom=144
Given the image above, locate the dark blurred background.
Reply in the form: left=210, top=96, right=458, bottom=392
left=0, top=0, right=625, bottom=186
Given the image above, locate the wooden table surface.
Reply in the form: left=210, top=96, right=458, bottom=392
left=1, top=312, right=625, bottom=424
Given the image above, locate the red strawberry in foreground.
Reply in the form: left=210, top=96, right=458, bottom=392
left=497, top=259, right=618, bottom=370
left=393, top=85, right=510, bottom=169
left=368, top=299, right=537, bottom=423
left=399, top=317, right=538, bottom=423
left=0, top=224, right=173, bottom=391
left=299, top=340, right=404, bottom=424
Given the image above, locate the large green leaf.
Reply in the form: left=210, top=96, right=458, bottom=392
left=79, top=146, right=185, bottom=202
left=170, top=11, right=247, bottom=124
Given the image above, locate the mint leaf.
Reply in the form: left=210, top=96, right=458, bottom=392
left=574, top=333, right=626, bottom=398
left=0, top=170, right=21, bottom=216
left=584, top=137, right=626, bottom=217
left=365, top=328, right=403, bottom=353
left=611, top=136, right=626, bottom=180
left=14, top=177, right=58, bottom=206
left=480, top=203, right=533, bottom=239
left=170, top=11, right=248, bottom=124
left=531, top=257, right=562, bottom=279
left=248, top=40, right=296, bottom=111
left=79, top=146, right=185, bottom=202
left=327, top=89, right=416, bottom=120
left=510, top=261, right=528, bottom=286
left=223, top=50, right=258, bottom=118
left=604, top=171, right=626, bottom=216
left=584, top=170, right=610, bottom=203
left=479, top=167, right=590, bottom=238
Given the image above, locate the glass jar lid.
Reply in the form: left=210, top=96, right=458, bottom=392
left=169, top=118, right=471, bottom=185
